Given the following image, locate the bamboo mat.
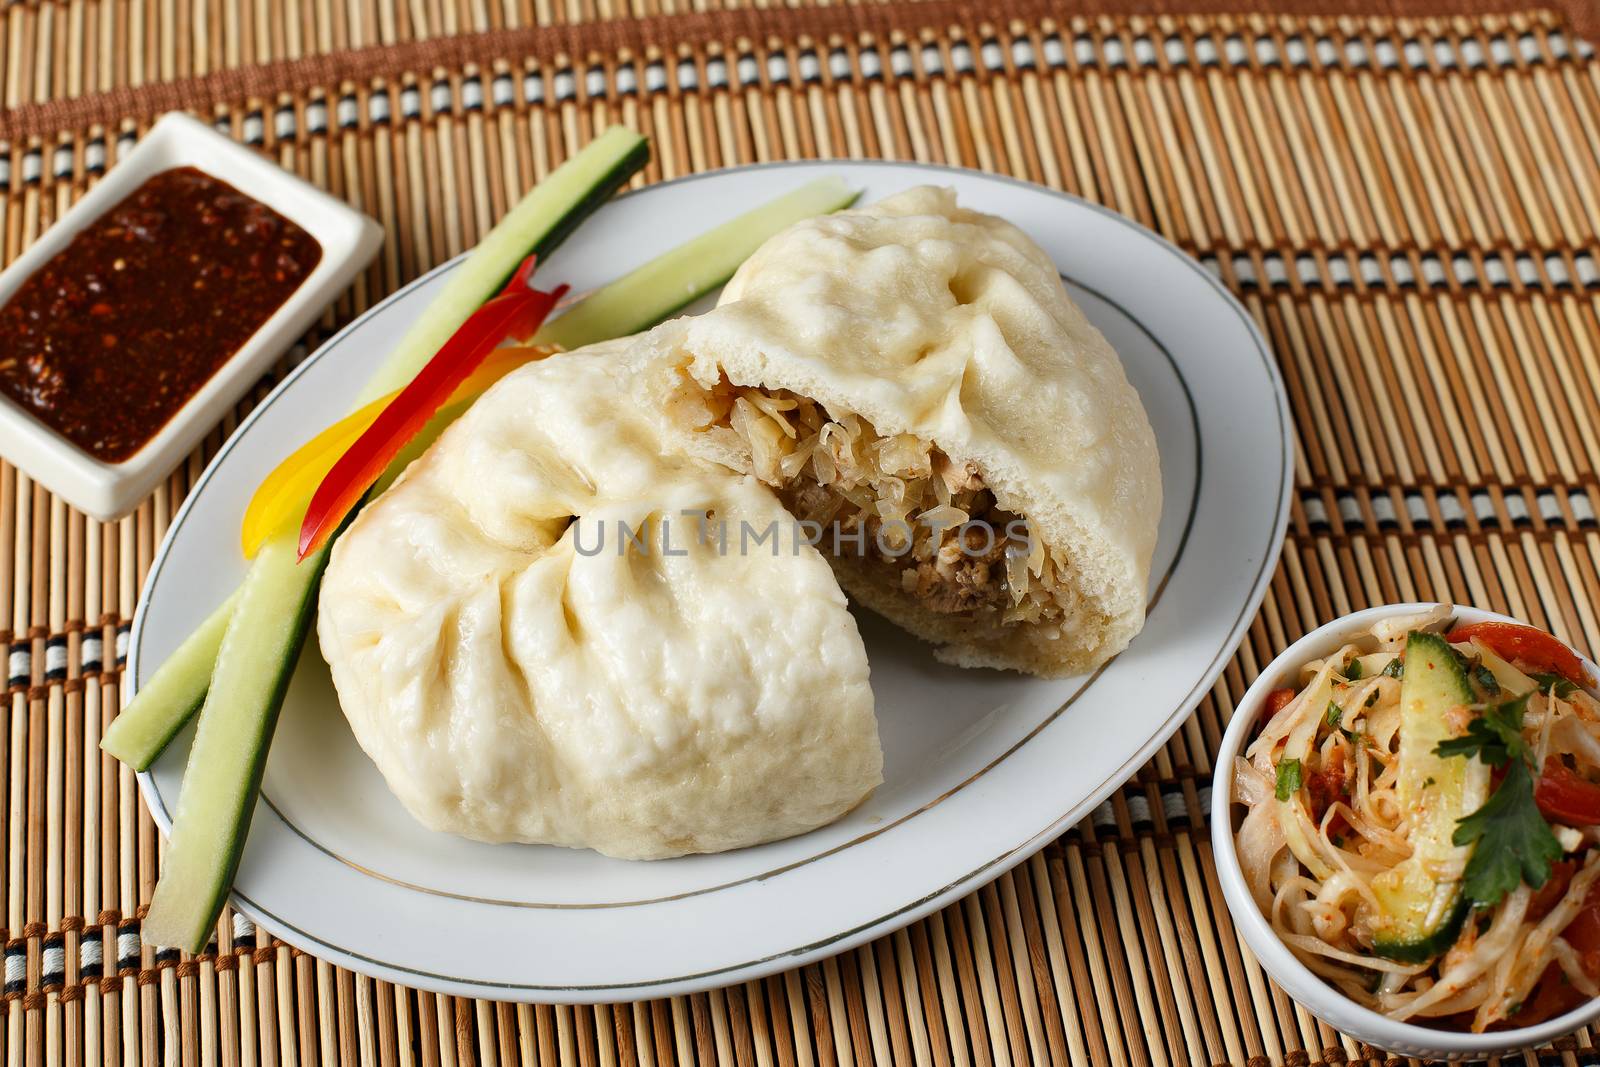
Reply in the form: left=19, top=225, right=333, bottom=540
left=3, top=0, right=1600, bottom=1063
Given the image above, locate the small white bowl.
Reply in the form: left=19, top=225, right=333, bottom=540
left=1212, top=602, right=1600, bottom=1059
left=0, top=111, right=382, bottom=520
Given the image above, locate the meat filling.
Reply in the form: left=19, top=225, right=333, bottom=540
left=676, top=371, right=1078, bottom=630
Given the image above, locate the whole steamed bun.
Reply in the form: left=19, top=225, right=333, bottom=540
left=317, top=342, right=882, bottom=860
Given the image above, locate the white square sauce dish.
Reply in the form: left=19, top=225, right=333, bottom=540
left=0, top=111, right=381, bottom=520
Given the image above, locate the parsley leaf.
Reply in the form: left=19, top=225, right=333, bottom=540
left=1531, top=672, right=1579, bottom=699
left=1275, top=758, right=1303, bottom=801
left=1325, top=701, right=1343, bottom=728
left=1345, top=659, right=1364, bottom=681
left=1452, top=760, right=1563, bottom=907
left=1433, top=694, right=1531, bottom=767
left=1474, top=665, right=1501, bottom=696
left=1381, top=658, right=1405, bottom=679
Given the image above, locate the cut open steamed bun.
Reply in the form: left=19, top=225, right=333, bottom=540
left=647, top=186, right=1163, bottom=678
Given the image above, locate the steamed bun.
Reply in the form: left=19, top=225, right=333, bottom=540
left=317, top=342, right=882, bottom=859
left=650, top=186, right=1162, bottom=677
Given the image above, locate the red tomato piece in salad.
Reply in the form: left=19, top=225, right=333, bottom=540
left=1528, top=859, right=1578, bottom=922
left=1261, top=687, right=1296, bottom=723
left=1446, top=621, right=1589, bottom=688
left=1306, top=746, right=1349, bottom=821
left=1536, top=758, right=1600, bottom=827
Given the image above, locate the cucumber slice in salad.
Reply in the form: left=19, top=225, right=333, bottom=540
left=136, top=128, right=649, bottom=952
left=1371, top=631, right=1491, bottom=962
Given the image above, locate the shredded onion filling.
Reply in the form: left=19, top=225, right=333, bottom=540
left=676, top=371, right=1090, bottom=634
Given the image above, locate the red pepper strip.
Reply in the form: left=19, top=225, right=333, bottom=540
left=1536, top=756, right=1600, bottom=826
left=1446, top=621, right=1590, bottom=688
left=297, top=256, right=567, bottom=560
left=504, top=249, right=540, bottom=292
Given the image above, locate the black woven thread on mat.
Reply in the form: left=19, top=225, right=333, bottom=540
left=0, top=0, right=1592, bottom=143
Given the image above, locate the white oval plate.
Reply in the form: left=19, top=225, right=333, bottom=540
left=132, top=161, right=1292, bottom=1002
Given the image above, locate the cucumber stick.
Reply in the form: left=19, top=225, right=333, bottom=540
left=102, top=590, right=241, bottom=770
left=356, top=125, right=647, bottom=404
left=1371, top=632, right=1490, bottom=962
left=137, top=129, right=651, bottom=952
left=142, top=538, right=326, bottom=952
left=536, top=176, right=860, bottom=351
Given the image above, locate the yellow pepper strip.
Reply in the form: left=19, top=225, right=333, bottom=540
left=239, top=345, right=554, bottom=557
left=240, top=394, right=383, bottom=557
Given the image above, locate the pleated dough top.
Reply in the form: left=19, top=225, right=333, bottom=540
left=317, top=342, right=882, bottom=860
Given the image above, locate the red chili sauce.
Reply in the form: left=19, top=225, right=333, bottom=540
left=0, top=166, right=322, bottom=463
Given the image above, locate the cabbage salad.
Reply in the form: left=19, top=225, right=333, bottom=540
left=1235, top=605, right=1600, bottom=1031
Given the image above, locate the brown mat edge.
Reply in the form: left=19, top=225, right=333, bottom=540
left=0, top=0, right=1591, bottom=145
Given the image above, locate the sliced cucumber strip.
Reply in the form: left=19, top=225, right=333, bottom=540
left=537, top=176, right=858, bottom=352
left=358, top=125, right=648, bottom=403
left=102, top=590, right=240, bottom=770
left=141, top=536, right=327, bottom=953
left=1371, top=631, right=1490, bottom=962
